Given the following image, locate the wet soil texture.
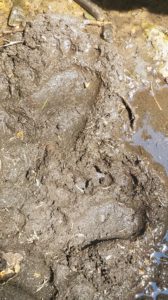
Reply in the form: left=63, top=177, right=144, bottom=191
left=0, top=2, right=168, bottom=300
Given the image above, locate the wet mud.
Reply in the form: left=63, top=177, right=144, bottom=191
left=0, top=2, right=168, bottom=300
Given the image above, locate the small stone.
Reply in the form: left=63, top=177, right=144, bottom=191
left=101, top=24, right=113, bottom=43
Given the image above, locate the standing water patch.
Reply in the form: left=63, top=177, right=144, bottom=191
left=128, top=87, right=168, bottom=299
left=130, top=86, right=168, bottom=178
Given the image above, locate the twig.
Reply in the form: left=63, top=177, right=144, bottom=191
left=84, top=20, right=112, bottom=27
left=35, top=279, right=48, bottom=293
left=1, top=28, right=24, bottom=35
left=150, top=82, right=162, bottom=111
left=41, top=99, right=48, bottom=110
left=0, top=40, right=23, bottom=48
left=116, top=93, right=136, bottom=129
left=73, top=0, right=104, bottom=21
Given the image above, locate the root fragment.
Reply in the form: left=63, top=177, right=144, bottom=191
left=74, top=0, right=104, bottom=21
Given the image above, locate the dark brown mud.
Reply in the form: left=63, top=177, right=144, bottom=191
left=0, top=11, right=168, bottom=300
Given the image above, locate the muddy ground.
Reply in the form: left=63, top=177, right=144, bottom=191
left=0, top=1, right=168, bottom=300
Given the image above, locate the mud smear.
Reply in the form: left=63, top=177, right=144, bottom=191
left=0, top=10, right=168, bottom=300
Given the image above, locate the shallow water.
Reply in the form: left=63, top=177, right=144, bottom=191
left=151, top=231, right=168, bottom=265
left=131, top=87, right=168, bottom=299
left=136, top=282, right=168, bottom=299
left=130, top=86, right=168, bottom=178
left=135, top=231, right=168, bottom=299
left=132, top=116, right=168, bottom=175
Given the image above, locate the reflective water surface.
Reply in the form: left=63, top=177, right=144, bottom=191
left=130, top=87, right=168, bottom=299
left=135, top=231, right=168, bottom=299
left=130, top=86, right=168, bottom=178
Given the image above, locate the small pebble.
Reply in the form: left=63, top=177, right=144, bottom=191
left=101, top=24, right=113, bottom=43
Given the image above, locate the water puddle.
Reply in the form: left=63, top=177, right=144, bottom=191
left=136, top=282, right=168, bottom=299
left=151, top=231, right=168, bottom=265
left=129, top=87, right=168, bottom=299
left=129, top=86, right=168, bottom=178
left=135, top=231, right=168, bottom=299
left=132, top=117, right=168, bottom=175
